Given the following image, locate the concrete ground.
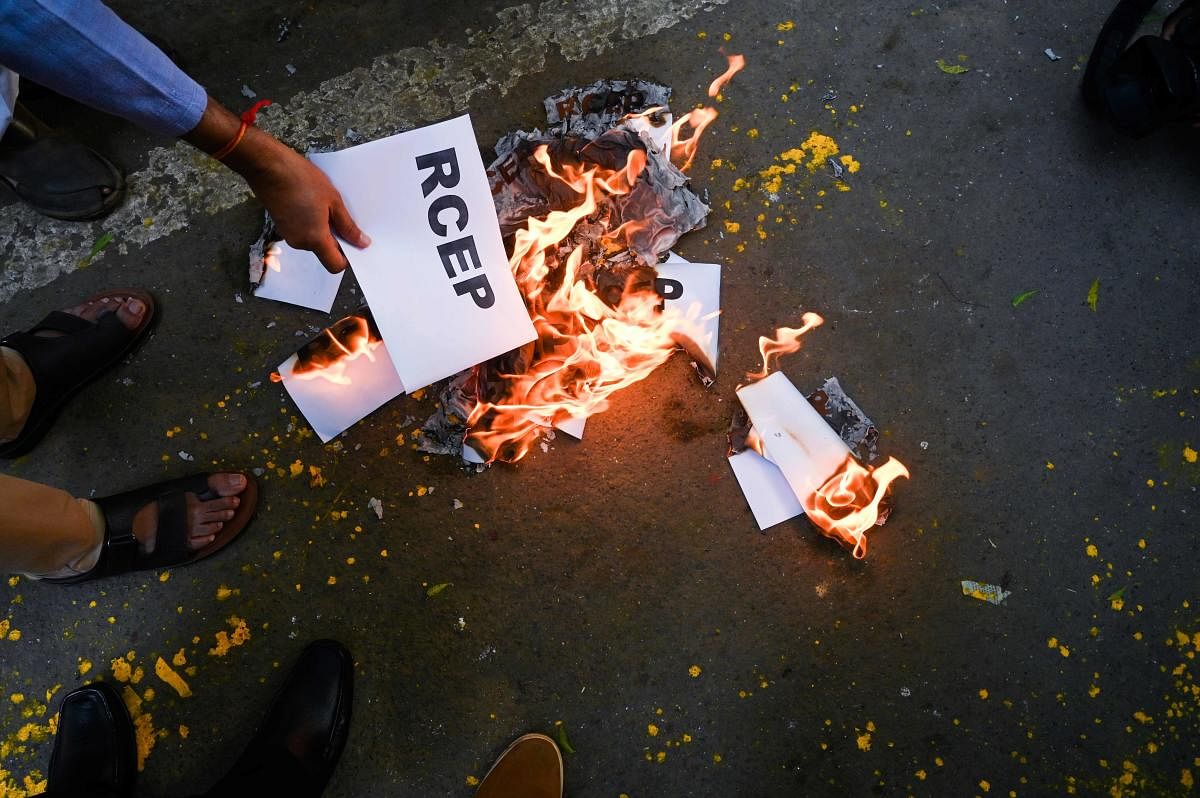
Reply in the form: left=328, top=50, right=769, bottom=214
left=2, top=1, right=1198, bottom=796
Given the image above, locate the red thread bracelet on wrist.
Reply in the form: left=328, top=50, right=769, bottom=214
left=212, top=99, right=273, bottom=161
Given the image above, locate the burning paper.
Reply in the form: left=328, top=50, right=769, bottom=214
left=273, top=309, right=405, bottom=442
left=252, top=239, right=345, bottom=312
left=308, top=114, right=536, bottom=391
left=733, top=371, right=909, bottom=558
left=421, top=77, right=727, bottom=463
left=657, top=252, right=721, bottom=382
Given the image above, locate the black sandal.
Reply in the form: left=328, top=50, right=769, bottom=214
left=43, top=472, right=259, bottom=585
left=0, top=133, right=125, bottom=221
left=0, top=288, right=156, bottom=459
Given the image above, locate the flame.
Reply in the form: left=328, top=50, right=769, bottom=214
left=708, top=53, right=746, bottom=97
left=747, top=313, right=824, bottom=380
left=669, top=107, right=719, bottom=172
left=270, top=315, right=380, bottom=386
left=466, top=129, right=722, bottom=462
left=804, top=456, right=910, bottom=559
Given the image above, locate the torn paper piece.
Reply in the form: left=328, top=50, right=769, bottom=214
left=735, top=372, right=852, bottom=507
left=253, top=241, right=344, bottom=312
left=308, top=114, right=536, bottom=392
left=961, top=580, right=1011, bottom=605
left=656, top=255, right=721, bottom=380
left=275, top=318, right=405, bottom=443
left=728, top=449, right=804, bottom=530
left=1044, top=48, right=1062, bottom=61
left=807, top=377, right=880, bottom=462
left=543, top=79, right=673, bottom=139
left=624, top=110, right=674, bottom=155
left=368, top=497, right=383, bottom=519
left=555, top=415, right=586, bottom=439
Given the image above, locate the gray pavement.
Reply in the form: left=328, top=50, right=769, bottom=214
left=2, top=1, right=1198, bottom=796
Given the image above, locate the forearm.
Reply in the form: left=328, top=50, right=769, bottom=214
left=181, top=97, right=293, bottom=181
left=0, top=0, right=206, bottom=136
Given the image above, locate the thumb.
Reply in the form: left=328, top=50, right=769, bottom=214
left=331, top=196, right=370, bottom=249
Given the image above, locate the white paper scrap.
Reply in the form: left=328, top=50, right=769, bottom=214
left=728, top=449, right=805, bottom=530
left=309, top=114, right=536, bottom=391
left=735, top=372, right=852, bottom=509
left=624, top=112, right=674, bottom=155
left=277, top=343, right=405, bottom=443
left=253, top=241, right=344, bottom=312
left=657, top=254, right=721, bottom=374
left=554, top=415, right=586, bottom=439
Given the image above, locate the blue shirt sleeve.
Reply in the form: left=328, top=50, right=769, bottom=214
left=0, top=0, right=207, bottom=137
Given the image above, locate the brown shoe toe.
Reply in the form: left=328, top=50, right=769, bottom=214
left=476, top=733, right=563, bottom=798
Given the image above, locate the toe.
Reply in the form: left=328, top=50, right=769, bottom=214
left=114, top=296, right=146, bottom=330
left=198, top=506, right=237, bottom=524
left=192, top=521, right=223, bottom=538
left=207, top=473, right=248, bottom=497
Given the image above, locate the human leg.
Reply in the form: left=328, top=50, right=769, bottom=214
left=0, top=473, right=103, bottom=578
left=0, top=290, right=152, bottom=457
left=0, top=67, right=17, bottom=139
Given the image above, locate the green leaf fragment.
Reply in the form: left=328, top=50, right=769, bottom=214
left=1107, top=585, right=1127, bottom=602
left=555, top=723, right=576, bottom=754
left=426, top=582, right=450, bottom=597
left=89, top=232, right=115, bottom=258
left=1086, top=278, right=1100, bottom=312
left=1011, top=290, right=1038, bottom=308
left=936, top=58, right=969, bottom=75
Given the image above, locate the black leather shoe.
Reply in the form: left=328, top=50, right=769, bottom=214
left=205, top=640, right=353, bottom=798
left=47, top=682, right=136, bottom=798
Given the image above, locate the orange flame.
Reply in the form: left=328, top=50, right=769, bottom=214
left=670, top=107, right=719, bottom=172
left=747, top=313, right=824, bottom=380
left=708, top=53, right=746, bottom=97
left=466, top=129, right=722, bottom=462
left=270, top=316, right=380, bottom=386
left=804, top=456, right=910, bottom=559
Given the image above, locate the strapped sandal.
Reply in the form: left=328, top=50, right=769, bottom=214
left=44, top=472, right=259, bottom=585
left=0, top=289, right=156, bottom=459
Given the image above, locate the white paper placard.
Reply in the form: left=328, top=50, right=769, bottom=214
left=309, top=114, right=536, bottom=391
left=657, top=253, right=721, bottom=375
left=728, top=449, right=805, bottom=530
left=735, top=372, right=852, bottom=506
left=254, top=241, right=344, bottom=312
left=277, top=343, right=405, bottom=443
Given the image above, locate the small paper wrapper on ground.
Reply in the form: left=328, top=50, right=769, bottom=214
left=961, top=580, right=1011, bottom=605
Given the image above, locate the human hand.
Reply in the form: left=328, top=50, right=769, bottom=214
left=238, top=140, right=370, bottom=273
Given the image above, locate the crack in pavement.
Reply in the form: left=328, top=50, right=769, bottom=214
left=0, top=0, right=728, bottom=306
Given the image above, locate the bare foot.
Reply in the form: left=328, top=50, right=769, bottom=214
left=33, top=295, right=146, bottom=338
left=130, top=474, right=248, bottom=553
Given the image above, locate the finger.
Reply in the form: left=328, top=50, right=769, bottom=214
left=311, top=233, right=350, bottom=274
left=330, top=197, right=371, bottom=249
